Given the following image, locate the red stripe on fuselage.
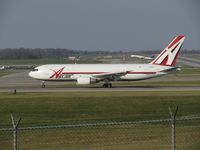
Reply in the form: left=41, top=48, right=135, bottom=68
left=62, top=72, right=107, bottom=74
left=128, top=72, right=156, bottom=74
left=62, top=72, right=156, bottom=75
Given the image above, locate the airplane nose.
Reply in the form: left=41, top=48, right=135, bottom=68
left=29, top=71, right=34, bottom=78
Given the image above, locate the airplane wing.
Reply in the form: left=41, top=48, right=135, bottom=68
left=93, top=71, right=130, bottom=81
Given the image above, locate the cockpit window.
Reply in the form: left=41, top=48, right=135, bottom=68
left=32, top=68, right=38, bottom=71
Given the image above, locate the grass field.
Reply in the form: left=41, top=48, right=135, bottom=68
left=0, top=91, right=199, bottom=127
left=0, top=71, right=11, bottom=77
left=184, top=54, right=200, bottom=60
left=0, top=70, right=19, bottom=77
left=1, top=122, right=199, bottom=150
left=180, top=67, right=200, bottom=74
left=0, top=91, right=199, bottom=149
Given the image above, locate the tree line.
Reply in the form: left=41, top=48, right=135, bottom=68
left=0, top=48, right=199, bottom=59
left=0, top=48, right=111, bottom=59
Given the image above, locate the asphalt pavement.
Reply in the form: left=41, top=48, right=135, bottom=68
left=0, top=70, right=200, bottom=93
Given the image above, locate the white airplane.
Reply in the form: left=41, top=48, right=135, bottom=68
left=29, top=35, right=185, bottom=88
left=130, top=54, right=154, bottom=60
left=0, top=65, right=12, bottom=70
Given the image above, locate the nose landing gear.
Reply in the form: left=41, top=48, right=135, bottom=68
left=41, top=81, right=45, bottom=88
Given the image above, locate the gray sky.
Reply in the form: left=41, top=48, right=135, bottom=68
left=0, top=0, right=199, bottom=50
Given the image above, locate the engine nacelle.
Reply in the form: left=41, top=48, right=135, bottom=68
left=77, top=76, right=96, bottom=85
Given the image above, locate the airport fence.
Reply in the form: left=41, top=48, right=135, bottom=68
left=0, top=114, right=200, bottom=149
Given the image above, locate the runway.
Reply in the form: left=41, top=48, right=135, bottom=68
left=179, top=57, right=200, bottom=67
left=1, top=86, right=200, bottom=93
left=0, top=70, right=200, bottom=92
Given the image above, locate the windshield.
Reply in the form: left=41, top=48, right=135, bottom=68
left=32, top=68, right=38, bottom=71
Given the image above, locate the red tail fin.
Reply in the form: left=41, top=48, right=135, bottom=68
left=150, top=35, right=185, bottom=66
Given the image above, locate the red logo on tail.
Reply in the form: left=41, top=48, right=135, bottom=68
left=50, top=67, right=65, bottom=79
left=150, top=35, right=185, bottom=66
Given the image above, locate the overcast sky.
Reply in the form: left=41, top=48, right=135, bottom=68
left=0, top=0, right=199, bottom=50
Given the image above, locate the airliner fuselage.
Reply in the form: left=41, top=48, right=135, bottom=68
left=29, top=35, right=185, bottom=87
left=29, top=64, right=170, bottom=81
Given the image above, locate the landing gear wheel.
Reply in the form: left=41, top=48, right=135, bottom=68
left=102, top=84, right=107, bottom=88
left=102, top=83, right=112, bottom=88
left=108, top=83, right=112, bottom=88
left=41, top=81, right=45, bottom=88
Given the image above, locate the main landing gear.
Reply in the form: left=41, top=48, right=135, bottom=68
left=102, top=83, right=112, bottom=88
left=41, top=81, right=45, bottom=88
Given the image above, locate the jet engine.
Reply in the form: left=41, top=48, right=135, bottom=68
left=77, top=76, right=97, bottom=85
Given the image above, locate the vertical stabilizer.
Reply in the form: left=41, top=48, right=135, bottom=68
left=150, top=35, right=185, bottom=66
